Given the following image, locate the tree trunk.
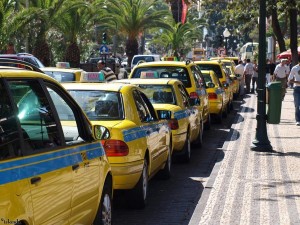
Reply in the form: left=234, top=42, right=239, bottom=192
left=125, top=38, right=138, bottom=69
left=270, top=0, right=286, bottom=53
left=170, top=0, right=182, bottom=23
left=289, top=0, right=298, bottom=66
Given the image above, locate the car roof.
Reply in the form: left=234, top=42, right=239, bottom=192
left=0, top=68, right=58, bottom=82
left=61, top=82, right=136, bottom=92
left=113, top=78, right=181, bottom=86
left=195, top=60, right=221, bottom=65
left=41, top=67, right=83, bottom=72
left=133, top=61, right=193, bottom=67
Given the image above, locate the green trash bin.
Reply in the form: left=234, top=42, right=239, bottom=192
left=267, top=81, right=282, bottom=124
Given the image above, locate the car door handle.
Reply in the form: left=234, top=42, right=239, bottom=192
left=31, top=177, right=41, bottom=184
left=72, top=164, right=80, bottom=171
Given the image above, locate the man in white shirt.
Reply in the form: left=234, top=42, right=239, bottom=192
left=234, top=60, right=245, bottom=97
left=288, top=59, right=300, bottom=125
left=243, top=59, right=254, bottom=94
left=274, top=59, right=289, bottom=100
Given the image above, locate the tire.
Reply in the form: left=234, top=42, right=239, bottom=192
left=182, top=133, right=191, bottom=163
left=192, top=122, right=203, bottom=148
left=131, top=159, right=149, bottom=209
left=204, top=113, right=211, bottom=130
left=93, top=181, right=112, bottom=225
left=158, top=143, right=172, bottom=179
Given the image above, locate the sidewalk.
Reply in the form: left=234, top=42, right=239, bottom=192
left=189, top=88, right=300, bottom=225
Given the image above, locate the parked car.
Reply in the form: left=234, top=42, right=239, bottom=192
left=62, top=75, right=172, bottom=209
left=0, top=59, right=112, bottom=225
left=195, top=60, right=234, bottom=112
left=114, top=78, right=203, bottom=162
left=201, top=70, right=227, bottom=123
left=0, top=53, right=45, bottom=68
left=131, top=54, right=161, bottom=70
left=129, top=60, right=211, bottom=130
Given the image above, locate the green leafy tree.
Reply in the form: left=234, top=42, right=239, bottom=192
left=104, top=0, right=172, bottom=68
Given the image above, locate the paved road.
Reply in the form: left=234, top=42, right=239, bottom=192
left=113, top=99, right=243, bottom=225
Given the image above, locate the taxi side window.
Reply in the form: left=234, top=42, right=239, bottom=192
left=0, top=80, right=21, bottom=160
left=139, top=92, right=158, bottom=121
left=8, top=80, right=62, bottom=153
left=46, top=85, right=81, bottom=145
left=133, top=90, right=153, bottom=122
left=178, top=84, right=190, bottom=108
left=191, top=66, right=204, bottom=88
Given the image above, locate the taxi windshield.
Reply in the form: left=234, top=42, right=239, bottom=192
left=138, top=85, right=176, bottom=105
left=68, top=90, right=124, bottom=120
left=131, top=66, right=191, bottom=87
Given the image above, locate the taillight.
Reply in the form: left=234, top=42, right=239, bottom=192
left=189, top=92, right=199, bottom=99
left=208, top=93, right=218, bottom=100
left=102, top=140, right=129, bottom=156
left=168, top=118, right=179, bottom=130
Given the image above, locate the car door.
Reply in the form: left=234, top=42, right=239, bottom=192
left=0, top=79, right=33, bottom=222
left=132, top=90, right=166, bottom=175
left=45, top=84, right=102, bottom=223
left=7, top=79, right=72, bottom=225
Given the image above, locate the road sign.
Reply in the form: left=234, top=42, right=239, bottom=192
left=99, top=44, right=109, bottom=53
left=217, top=47, right=226, bottom=56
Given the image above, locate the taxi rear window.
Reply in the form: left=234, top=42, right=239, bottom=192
left=138, top=85, right=176, bottom=105
left=68, top=90, right=123, bottom=120
left=131, top=66, right=191, bottom=88
left=44, top=71, right=75, bottom=82
left=197, top=64, right=222, bottom=79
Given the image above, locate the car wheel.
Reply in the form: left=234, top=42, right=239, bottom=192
left=204, top=113, right=211, bottom=130
left=182, top=132, right=191, bottom=163
left=192, top=122, right=203, bottom=148
left=158, top=143, right=172, bottom=179
left=131, top=159, right=148, bottom=209
left=93, top=181, right=112, bottom=225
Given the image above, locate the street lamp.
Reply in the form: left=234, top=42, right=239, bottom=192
left=250, top=0, right=272, bottom=151
left=223, top=28, right=231, bottom=55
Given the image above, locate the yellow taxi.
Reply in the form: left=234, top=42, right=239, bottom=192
left=62, top=74, right=172, bottom=209
left=195, top=60, right=234, bottom=112
left=201, top=70, right=227, bottom=123
left=0, top=59, right=112, bottom=224
left=129, top=60, right=211, bottom=130
left=113, top=78, right=203, bottom=162
left=210, top=56, right=239, bottom=66
left=41, top=62, right=83, bottom=82
left=211, top=58, right=240, bottom=99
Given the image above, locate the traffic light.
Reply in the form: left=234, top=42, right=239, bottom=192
left=102, top=32, right=107, bottom=44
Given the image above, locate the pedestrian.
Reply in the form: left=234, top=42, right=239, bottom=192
left=265, top=58, right=272, bottom=84
left=97, top=60, right=117, bottom=82
left=243, top=58, right=254, bottom=94
left=234, top=60, right=245, bottom=97
left=251, top=59, right=258, bottom=93
left=287, top=58, right=300, bottom=126
left=273, top=59, right=289, bottom=100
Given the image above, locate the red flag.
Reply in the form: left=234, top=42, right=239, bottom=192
left=181, top=0, right=188, bottom=24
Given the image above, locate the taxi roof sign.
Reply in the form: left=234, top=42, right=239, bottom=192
left=80, top=72, right=106, bottom=82
left=56, top=62, right=70, bottom=69
left=140, top=71, right=158, bottom=79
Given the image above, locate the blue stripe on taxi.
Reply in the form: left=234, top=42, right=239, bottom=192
left=0, top=142, right=105, bottom=185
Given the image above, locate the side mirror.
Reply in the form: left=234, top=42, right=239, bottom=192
left=94, top=125, right=110, bottom=140
left=207, top=82, right=215, bottom=88
left=156, top=110, right=171, bottom=120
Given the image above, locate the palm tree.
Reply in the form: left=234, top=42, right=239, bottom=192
left=54, top=1, right=96, bottom=67
left=103, top=0, right=172, bottom=69
left=9, top=0, right=70, bottom=66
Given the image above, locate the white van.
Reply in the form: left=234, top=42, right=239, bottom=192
left=131, top=54, right=161, bottom=70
